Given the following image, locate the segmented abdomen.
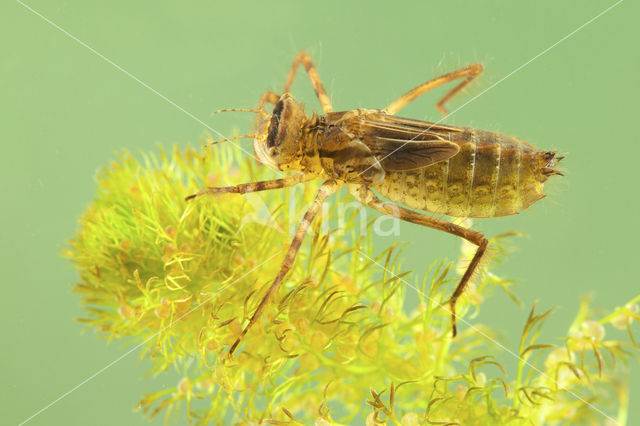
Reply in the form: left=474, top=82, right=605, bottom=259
left=372, top=128, right=561, bottom=218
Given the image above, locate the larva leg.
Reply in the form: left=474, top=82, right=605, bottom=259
left=229, top=180, right=341, bottom=356
left=185, top=174, right=312, bottom=201
left=352, top=185, right=488, bottom=337
left=258, top=91, right=280, bottom=109
left=385, top=63, right=483, bottom=116
left=283, top=51, right=333, bottom=113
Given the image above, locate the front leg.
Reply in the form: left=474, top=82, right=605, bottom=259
left=185, top=174, right=312, bottom=201
left=258, top=90, right=281, bottom=109
left=283, top=51, right=334, bottom=113
left=351, top=185, right=488, bottom=337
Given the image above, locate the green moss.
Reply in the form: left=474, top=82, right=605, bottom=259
left=65, top=141, right=638, bottom=425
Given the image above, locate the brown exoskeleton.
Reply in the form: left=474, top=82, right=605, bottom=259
left=187, top=51, right=563, bottom=356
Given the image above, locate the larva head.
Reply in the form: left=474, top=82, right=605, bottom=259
left=254, top=94, right=307, bottom=171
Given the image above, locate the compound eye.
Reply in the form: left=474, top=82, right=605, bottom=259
left=266, top=99, right=284, bottom=148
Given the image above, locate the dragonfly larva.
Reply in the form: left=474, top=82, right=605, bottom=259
left=187, top=51, right=563, bottom=356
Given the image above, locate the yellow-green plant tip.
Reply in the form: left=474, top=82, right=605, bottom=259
left=65, top=142, right=639, bottom=425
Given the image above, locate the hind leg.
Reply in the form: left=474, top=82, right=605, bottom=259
left=351, top=185, right=488, bottom=337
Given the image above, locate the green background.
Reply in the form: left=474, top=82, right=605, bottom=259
left=3, top=1, right=639, bottom=424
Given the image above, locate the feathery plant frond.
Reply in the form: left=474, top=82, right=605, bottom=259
left=65, top=139, right=638, bottom=425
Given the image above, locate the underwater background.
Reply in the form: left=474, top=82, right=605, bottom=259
left=3, top=1, right=639, bottom=424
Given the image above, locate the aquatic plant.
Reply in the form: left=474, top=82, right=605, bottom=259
left=65, top=139, right=638, bottom=425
